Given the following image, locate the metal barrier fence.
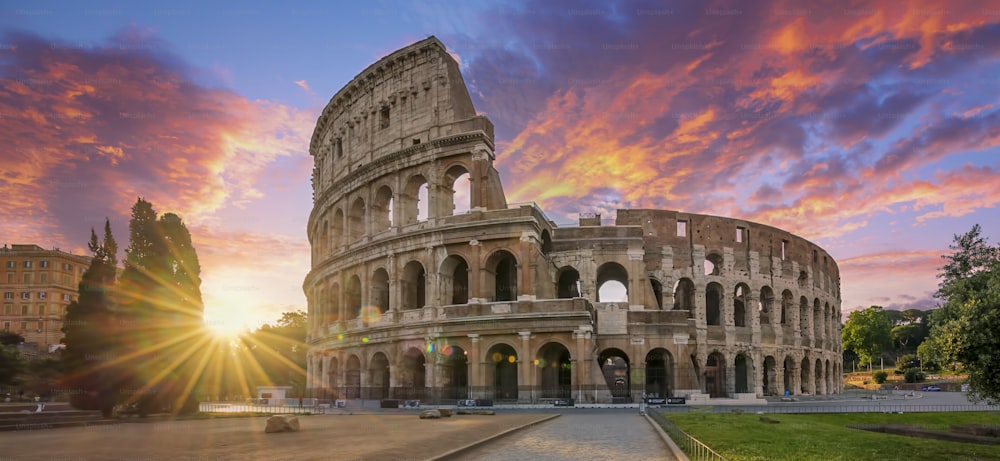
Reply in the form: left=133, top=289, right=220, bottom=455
left=648, top=410, right=728, bottom=461
left=198, top=402, right=325, bottom=415
left=655, top=404, right=1000, bottom=414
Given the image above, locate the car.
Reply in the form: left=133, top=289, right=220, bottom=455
left=922, top=385, right=941, bottom=391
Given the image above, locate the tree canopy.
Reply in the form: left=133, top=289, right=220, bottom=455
left=841, top=306, right=893, bottom=367
left=926, top=225, right=1000, bottom=403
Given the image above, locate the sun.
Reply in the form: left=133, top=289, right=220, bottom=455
left=203, top=310, right=250, bottom=340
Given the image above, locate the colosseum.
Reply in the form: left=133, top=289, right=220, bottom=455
left=304, top=37, right=843, bottom=405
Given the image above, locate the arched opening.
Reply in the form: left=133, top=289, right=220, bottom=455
left=399, top=347, right=426, bottom=400
left=650, top=279, right=664, bottom=309
left=599, top=348, right=631, bottom=402
left=705, top=352, right=726, bottom=397
left=734, top=284, right=749, bottom=327
left=735, top=354, right=751, bottom=394
left=798, top=270, right=808, bottom=288
left=326, top=357, right=339, bottom=396
left=371, top=269, right=389, bottom=314
left=673, top=278, right=695, bottom=315
left=596, top=262, right=629, bottom=303
left=645, top=349, right=673, bottom=398
left=345, top=355, right=361, bottom=399
left=402, top=261, right=426, bottom=309
left=759, top=286, right=774, bottom=323
left=345, top=275, right=362, bottom=320
left=349, top=197, right=365, bottom=241
left=799, top=296, right=810, bottom=335
left=540, top=229, right=553, bottom=256
left=486, top=343, right=518, bottom=401
left=320, top=219, right=329, bottom=256
left=557, top=267, right=581, bottom=298
left=704, top=253, right=723, bottom=276
left=781, top=290, right=793, bottom=325
left=486, top=250, right=517, bottom=302
left=369, top=352, right=390, bottom=399
left=800, top=358, right=811, bottom=394
left=813, top=298, right=823, bottom=343
left=440, top=255, right=469, bottom=305
left=440, top=345, right=468, bottom=400
left=763, top=356, right=777, bottom=396
left=815, top=358, right=823, bottom=395
left=536, top=342, right=572, bottom=398
left=825, top=359, right=832, bottom=395
left=705, top=282, right=723, bottom=326
left=332, top=208, right=344, bottom=248
left=373, top=186, right=393, bottom=232
left=328, top=283, right=341, bottom=327
left=783, top=356, right=795, bottom=395
left=444, top=165, right=471, bottom=215
left=402, top=175, right=429, bottom=225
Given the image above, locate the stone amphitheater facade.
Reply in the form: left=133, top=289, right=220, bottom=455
left=304, top=37, right=843, bottom=404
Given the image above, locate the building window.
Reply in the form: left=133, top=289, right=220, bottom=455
left=39, top=273, right=47, bottom=283
left=63, top=263, right=71, bottom=271
left=20, top=292, right=29, bottom=300
left=38, top=305, right=45, bottom=316
left=677, top=220, right=687, bottom=237
left=781, top=240, right=788, bottom=260
left=19, top=321, right=26, bottom=331
left=62, top=275, right=70, bottom=285
left=336, top=137, right=343, bottom=157
left=21, top=305, right=29, bottom=315
left=3, top=292, right=11, bottom=300
left=38, top=292, right=46, bottom=300
left=40, top=260, right=49, bottom=268
left=5, top=261, right=13, bottom=268
left=736, top=226, right=745, bottom=243
left=23, top=261, right=32, bottom=268
left=2, top=321, right=9, bottom=331
left=5, top=273, right=12, bottom=283
left=62, top=294, right=70, bottom=301
left=380, top=107, right=390, bottom=129
left=22, top=273, right=31, bottom=284
left=3, top=304, right=11, bottom=315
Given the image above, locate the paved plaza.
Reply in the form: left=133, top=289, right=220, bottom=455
left=0, top=413, right=553, bottom=461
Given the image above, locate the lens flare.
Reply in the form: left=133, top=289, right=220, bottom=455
left=362, top=337, right=369, bottom=343
left=359, top=306, right=382, bottom=324
left=491, top=352, right=503, bottom=362
left=442, top=345, right=453, bottom=356
left=507, top=355, right=517, bottom=363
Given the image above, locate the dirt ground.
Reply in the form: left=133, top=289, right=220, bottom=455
left=0, top=413, right=554, bottom=461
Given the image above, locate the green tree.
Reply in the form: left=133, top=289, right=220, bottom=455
left=0, top=343, right=25, bottom=387
left=61, top=221, right=118, bottom=415
left=841, top=306, right=893, bottom=368
left=0, top=331, right=24, bottom=346
left=928, top=225, right=1000, bottom=403
left=891, top=321, right=929, bottom=353
left=243, top=311, right=307, bottom=397
left=116, top=198, right=206, bottom=416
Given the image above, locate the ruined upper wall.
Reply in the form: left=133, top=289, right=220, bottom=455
left=309, top=36, right=486, bottom=192
left=617, top=209, right=841, bottom=296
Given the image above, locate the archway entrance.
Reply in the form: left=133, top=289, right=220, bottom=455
left=345, top=355, right=361, bottom=399
left=486, top=344, right=518, bottom=401
left=705, top=352, right=726, bottom=397
left=536, top=342, right=571, bottom=398
left=599, top=349, right=631, bottom=403
left=783, top=356, right=795, bottom=395
left=369, top=352, right=390, bottom=399
left=763, top=356, right=777, bottom=396
left=645, top=349, right=673, bottom=398
left=735, top=354, right=751, bottom=394
left=440, top=345, right=468, bottom=400
left=398, top=348, right=426, bottom=400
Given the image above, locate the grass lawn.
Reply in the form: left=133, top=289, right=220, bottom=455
left=662, top=411, right=1000, bottom=461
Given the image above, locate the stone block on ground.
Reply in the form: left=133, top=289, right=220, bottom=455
left=437, top=408, right=452, bottom=417
left=265, top=414, right=300, bottom=433
left=419, top=409, right=441, bottom=419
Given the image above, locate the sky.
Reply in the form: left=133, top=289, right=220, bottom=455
left=2, top=0, right=998, bottom=335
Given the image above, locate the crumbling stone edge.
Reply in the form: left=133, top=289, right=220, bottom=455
left=425, top=414, right=561, bottom=461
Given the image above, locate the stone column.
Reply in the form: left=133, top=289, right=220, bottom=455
left=469, top=239, right=482, bottom=302
left=775, top=363, right=785, bottom=396
left=791, top=364, right=801, bottom=395
left=468, top=334, right=481, bottom=399
left=518, top=232, right=535, bottom=300
left=518, top=331, right=532, bottom=402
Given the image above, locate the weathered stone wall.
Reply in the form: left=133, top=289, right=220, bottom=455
left=304, top=37, right=843, bottom=403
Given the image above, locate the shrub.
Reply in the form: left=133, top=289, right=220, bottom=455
left=873, top=371, right=889, bottom=384
left=904, top=368, right=926, bottom=383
